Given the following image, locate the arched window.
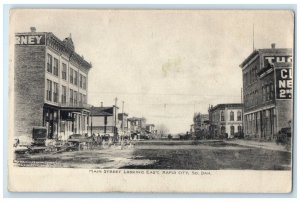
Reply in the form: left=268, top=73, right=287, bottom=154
left=230, top=111, right=234, bottom=121
left=237, top=111, right=242, bottom=121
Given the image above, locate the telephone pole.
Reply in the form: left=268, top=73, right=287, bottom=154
left=122, top=101, right=124, bottom=139
left=114, top=97, right=118, bottom=140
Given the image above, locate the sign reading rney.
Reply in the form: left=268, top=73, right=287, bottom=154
left=15, top=34, right=46, bottom=45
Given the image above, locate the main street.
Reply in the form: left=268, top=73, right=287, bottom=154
left=14, top=140, right=291, bottom=170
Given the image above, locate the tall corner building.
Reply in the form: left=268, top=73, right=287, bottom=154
left=14, top=27, right=92, bottom=144
left=240, top=44, right=293, bottom=140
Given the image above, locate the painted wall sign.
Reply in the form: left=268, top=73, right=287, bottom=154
left=264, top=56, right=293, bottom=67
left=15, top=34, right=46, bottom=45
left=275, top=67, right=293, bottom=99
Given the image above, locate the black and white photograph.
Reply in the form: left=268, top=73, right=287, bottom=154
left=8, top=9, right=294, bottom=192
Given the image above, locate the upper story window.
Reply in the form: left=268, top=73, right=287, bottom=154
left=270, top=83, right=274, bottom=100
left=266, top=85, right=270, bottom=101
left=82, top=94, right=86, bottom=104
left=61, top=85, right=66, bottom=104
left=47, top=54, right=52, bottom=73
left=79, top=74, right=83, bottom=88
left=79, top=93, right=82, bottom=105
left=46, top=79, right=52, bottom=101
left=83, top=76, right=86, bottom=89
left=70, top=68, right=74, bottom=84
left=53, top=82, right=59, bottom=103
left=237, top=111, right=242, bottom=121
left=262, top=83, right=274, bottom=102
left=74, top=91, right=78, bottom=105
left=262, top=85, right=266, bottom=102
left=62, top=63, right=67, bottom=80
left=53, top=58, right=59, bottom=76
left=221, top=111, right=225, bottom=121
left=230, top=111, right=234, bottom=121
left=74, top=71, right=78, bottom=86
left=70, top=89, right=73, bottom=105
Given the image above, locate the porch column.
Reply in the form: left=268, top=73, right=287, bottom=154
left=57, top=109, right=60, bottom=140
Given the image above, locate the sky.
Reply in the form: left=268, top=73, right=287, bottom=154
left=10, top=10, right=294, bottom=133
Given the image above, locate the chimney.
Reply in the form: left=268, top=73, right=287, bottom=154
left=30, top=27, right=36, bottom=33
left=271, top=43, right=276, bottom=49
left=100, top=102, right=103, bottom=107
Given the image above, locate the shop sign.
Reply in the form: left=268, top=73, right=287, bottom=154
left=15, top=34, right=46, bottom=45
left=275, top=67, right=293, bottom=99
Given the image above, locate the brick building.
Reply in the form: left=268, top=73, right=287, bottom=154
left=14, top=27, right=92, bottom=144
left=240, top=44, right=293, bottom=140
left=208, top=104, right=243, bottom=138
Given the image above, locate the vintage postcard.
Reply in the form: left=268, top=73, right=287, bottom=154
left=8, top=9, right=294, bottom=193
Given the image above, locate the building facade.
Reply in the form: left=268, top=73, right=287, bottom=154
left=193, top=113, right=209, bottom=139
left=14, top=28, right=92, bottom=144
left=127, top=117, right=146, bottom=139
left=240, top=44, right=293, bottom=140
left=208, top=104, right=243, bottom=138
left=89, top=105, right=119, bottom=138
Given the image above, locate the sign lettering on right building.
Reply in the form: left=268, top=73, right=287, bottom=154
left=264, top=56, right=293, bottom=67
left=275, top=67, right=293, bottom=99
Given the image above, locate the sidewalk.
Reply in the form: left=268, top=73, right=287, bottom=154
left=228, top=139, right=290, bottom=152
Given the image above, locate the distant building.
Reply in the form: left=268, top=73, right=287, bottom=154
left=145, top=124, right=155, bottom=133
left=89, top=105, right=119, bottom=138
left=240, top=44, right=293, bottom=140
left=208, top=104, right=243, bottom=138
left=127, top=117, right=146, bottom=139
left=193, top=113, right=209, bottom=139
left=14, top=27, right=92, bottom=144
left=145, top=124, right=157, bottom=138
left=118, top=112, right=129, bottom=138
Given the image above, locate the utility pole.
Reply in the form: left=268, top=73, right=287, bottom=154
left=122, top=101, right=124, bottom=141
left=114, top=97, right=118, bottom=141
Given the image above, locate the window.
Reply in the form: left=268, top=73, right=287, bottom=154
left=53, top=82, right=59, bottom=103
left=237, top=111, right=242, bottom=121
left=230, top=111, right=234, bottom=121
left=230, top=126, right=235, bottom=136
left=74, top=71, right=78, bottom=86
left=266, top=85, right=270, bottom=101
left=79, top=74, right=83, bottom=88
left=238, top=125, right=242, bottom=134
left=79, top=93, right=82, bottom=106
left=70, top=89, right=73, bottom=105
left=270, top=83, right=274, bottom=100
left=47, top=54, right=52, bottom=73
left=70, top=68, right=74, bottom=84
left=53, top=58, right=59, bottom=76
left=82, top=94, right=86, bottom=104
left=46, top=79, right=52, bottom=101
left=61, top=85, right=66, bottom=104
left=83, top=76, right=86, bottom=89
left=221, top=126, right=226, bottom=134
left=74, top=91, right=78, bottom=105
left=62, top=63, right=67, bottom=80
left=262, top=86, right=266, bottom=102
left=221, top=111, right=225, bottom=121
